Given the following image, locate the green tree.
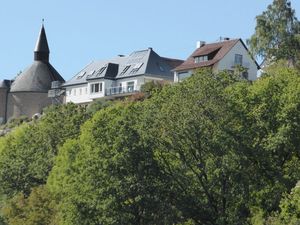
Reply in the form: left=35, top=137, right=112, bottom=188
left=144, top=69, right=253, bottom=224
left=227, top=65, right=300, bottom=220
left=2, top=186, right=58, bottom=225
left=0, top=103, right=89, bottom=197
left=249, top=0, right=300, bottom=65
left=269, top=182, right=300, bottom=224
left=48, top=103, right=181, bottom=224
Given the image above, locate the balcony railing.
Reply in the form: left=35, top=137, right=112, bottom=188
left=105, top=85, right=138, bottom=96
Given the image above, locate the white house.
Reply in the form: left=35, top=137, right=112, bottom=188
left=63, top=48, right=183, bottom=104
left=174, top=38, right=260, bottom=82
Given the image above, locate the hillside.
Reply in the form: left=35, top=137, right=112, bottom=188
left=0, top=66, right=300, bottom=224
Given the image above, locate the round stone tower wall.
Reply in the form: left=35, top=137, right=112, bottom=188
left=7, top=92, right=52, bottom=121
left=0, top=88, right=8, bottom=124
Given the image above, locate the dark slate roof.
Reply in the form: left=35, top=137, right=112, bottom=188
left=10, top=24, right=64, bottom=92
left=34, top=25, right=49, bottom=53
left=174, top=39, right=240, bottom=71
left=10, top=61, right=64, bottom=92
left=0, top=80, right=11, bottom=89
left=64, top=57, right=127, bottom=86
left=64, top=48, right=183, bottom=87
left=34, top=25, right=50, bottom=62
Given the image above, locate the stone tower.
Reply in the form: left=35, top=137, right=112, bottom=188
left=6, top=24, right=64, bottom=121
left=0, top=80, right=10, bottom=124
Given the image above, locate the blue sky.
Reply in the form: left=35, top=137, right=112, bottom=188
left=0, top=0, right=299, bottom=81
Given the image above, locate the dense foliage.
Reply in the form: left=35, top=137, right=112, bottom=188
left=1, top=66, right=300, bottom=224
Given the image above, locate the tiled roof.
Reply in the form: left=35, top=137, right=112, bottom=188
left=174, top=39, right=240, bottom=71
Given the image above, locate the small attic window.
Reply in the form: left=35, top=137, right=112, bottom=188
left=156, top=62, right=165, bottom=72
left=96, top=65, right=107, bottom=77
left=194, top=55, right=208, bottom=63
left=120, top=65, right=131, bottom=76
left=130, top=63, right=144, bottom=74
left=76, top=71, right=86, bottom=79
left=86, top=70, right=95, bottom=78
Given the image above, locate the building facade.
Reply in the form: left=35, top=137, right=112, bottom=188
left=64, top=48, right=183, bottom=104
left=174, top=38, right=260, bottom=82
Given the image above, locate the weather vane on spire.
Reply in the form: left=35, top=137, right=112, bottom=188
left=42, top=18, right=44, bottom=25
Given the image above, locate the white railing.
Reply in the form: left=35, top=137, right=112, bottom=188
left=105, top=85, right=138, bottom=96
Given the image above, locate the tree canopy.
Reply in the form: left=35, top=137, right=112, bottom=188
left=249, top=0, right=300, bottom=65
left=1, top=66, right=300, bottom=224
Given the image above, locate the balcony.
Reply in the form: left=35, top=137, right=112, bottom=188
left=105, top=85, right=138, bottom=97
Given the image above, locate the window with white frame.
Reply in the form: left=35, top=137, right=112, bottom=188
left=127, top=81, right=134, bottom=92
left=90, top=83, right=103, bottom=93
left=178, top=71, right=190, bottom=81
left=194, top=55, right=208, bottom=63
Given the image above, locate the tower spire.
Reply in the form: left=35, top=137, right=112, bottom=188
left=34, top=22, right=50, bottom=62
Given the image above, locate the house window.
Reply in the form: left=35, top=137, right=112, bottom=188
left=86, top=70, right=95, bottom=78
left=96, top=65, right=107, bottom=76
left=73, top=89, right=76, bottom=96
left=120, top=65, right=131, bottom=76
left=234, top=54, right=243, bottom=65
left=194, top=55, right=208, bottom=63
left=156, top=62, right=165, bottom=72
left=90, top=83, right=103, bottom=93
left=130, top=63, right=144, bottom=74
left=85, top=87, right=88, bottom=94
left=178, top=71, right=190, bottom=81
left=76, top=71, right=86, bottom=79
left=79, top=88, right=82, bottom=95
left=127, top=81, right=134, bottom=92
left=242, top=71, right=249, bottom=79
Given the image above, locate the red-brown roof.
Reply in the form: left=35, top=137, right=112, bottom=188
left=174, top=39, right=240, bottom=71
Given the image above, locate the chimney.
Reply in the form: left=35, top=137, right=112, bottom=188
left=196, top=41, right=206, bottom=48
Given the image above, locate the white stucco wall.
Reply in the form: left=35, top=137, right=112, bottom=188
left=88, top=81, right=105, bottom=100
left=215, top=41, right=258, bottom=80
left=65, top=75, right=169, bottom=104
left=65, top=84, right=91, bottom=104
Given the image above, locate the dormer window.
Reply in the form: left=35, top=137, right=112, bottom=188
left=194, top=55, right=208, bottom=63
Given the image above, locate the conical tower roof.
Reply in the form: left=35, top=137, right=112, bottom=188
left=10, top=24, right=64, bottom=93
left=34, top=25, right=50, bottom=62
